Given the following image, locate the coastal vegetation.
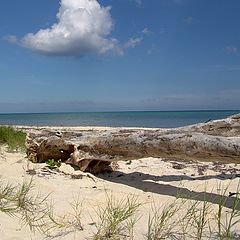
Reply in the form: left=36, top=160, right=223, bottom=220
left=45, top=159, right=61, bottom=169
left=0, top=179, right=83, bottom=236
left=146, top=191, right=240, bottom=240
left=1, top=178, right=240, bottom=239
left=0, top=125, right=26, bottom=151
left=93, top=195, right=140, bottom=240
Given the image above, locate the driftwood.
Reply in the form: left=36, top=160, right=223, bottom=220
left=24, top=113, right=240, bottom=174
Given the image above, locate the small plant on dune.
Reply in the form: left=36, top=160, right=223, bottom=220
left=93, top=194, right=141, bottom=240
left=45, top=159, right=61, bottom=169
left=0, top=180, right=17, bottom=214
left=184, top=197, right=212, bottom=240
left=0, top=179, right=59, bottom=233
left=68, top=197, right=84, bottom=231
left=146, top=200, right=182, bottom=240
left=146, top=183, right=240, bottom=240
left=126, top=215, right=140, bottom=240
left=46, top=197, right=84, bottom=234
left=215, top=183, right=240, bottom=239
left=0, top=125, right=26, bottom=151
left=33, top=198, right=84, bottom=237
left=147, top=198, right=213, bottom=240
left=0, top=178, right=84, bottom=237
left=0, top=178, right=51, bottom=231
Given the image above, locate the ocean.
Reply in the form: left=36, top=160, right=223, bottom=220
left=0, top=110, right=238, bottom=128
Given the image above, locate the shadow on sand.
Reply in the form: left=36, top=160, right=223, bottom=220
left=98, top=171, right=240, bottom=209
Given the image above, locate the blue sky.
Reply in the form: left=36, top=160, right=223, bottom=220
left=0, top=0, right=239, bottom=113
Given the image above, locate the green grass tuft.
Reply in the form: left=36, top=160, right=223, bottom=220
left=45, top=159, right=61, bottom=169
left=94, top=194, right=141, bottom=240
left=0, top=125, right=26, bottom=151
left=0, top=178, right=51, bottom=232
left=0, top=178, right=84, bottom=237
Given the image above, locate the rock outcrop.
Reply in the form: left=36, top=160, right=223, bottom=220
left=24, top=114, right=240, bottom=174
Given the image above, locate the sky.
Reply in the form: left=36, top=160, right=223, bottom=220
left=0, top=0, right=240, bottom=113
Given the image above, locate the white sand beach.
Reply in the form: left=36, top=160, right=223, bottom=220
left=1, top=125, right=240, bottom=239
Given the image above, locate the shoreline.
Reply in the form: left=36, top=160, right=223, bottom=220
left=16, top=125, right=164, bottom=132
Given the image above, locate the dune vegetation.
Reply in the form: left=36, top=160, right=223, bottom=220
left=1, top=178, right=240, bottom=239
left=0, top=125, right=26, bottom=151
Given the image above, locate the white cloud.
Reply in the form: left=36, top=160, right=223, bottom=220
left=21, top=0, right=119, bottom=56
left=125, top=37, right=143, bottom=48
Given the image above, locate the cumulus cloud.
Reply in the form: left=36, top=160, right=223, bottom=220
left=125, top=37, right=143, bottom=48
left=21, top=0, right=119, bottom=56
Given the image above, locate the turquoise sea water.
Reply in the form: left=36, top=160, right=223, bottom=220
left=0, top=111, right=238, bottom=128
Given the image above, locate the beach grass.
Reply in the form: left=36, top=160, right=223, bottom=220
left=1, top=177, right=240, bottom=239
left=215, top=183, right=240, bottom=239
left=0, top=125, right=26, bottom=151
left=0, top=178, right=85, bottom=237
left=0, top=178, right=51, bottom=232
left=93, top=194, right=141, bottom=240
left=146, top=186, right=240, bottom=240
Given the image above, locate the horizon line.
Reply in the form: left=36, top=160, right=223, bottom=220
left=0, top=109, right=239, bottom=115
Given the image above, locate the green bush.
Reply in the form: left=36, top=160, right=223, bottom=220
left=0, top=125, right=26, bottom=151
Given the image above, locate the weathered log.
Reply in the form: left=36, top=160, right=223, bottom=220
left=24, top=114, right=240, bottom=173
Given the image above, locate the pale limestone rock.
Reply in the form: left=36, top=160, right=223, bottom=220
left=25, top=114, right=240, bottom=173
left=59, top=163, right=75, bottom=175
